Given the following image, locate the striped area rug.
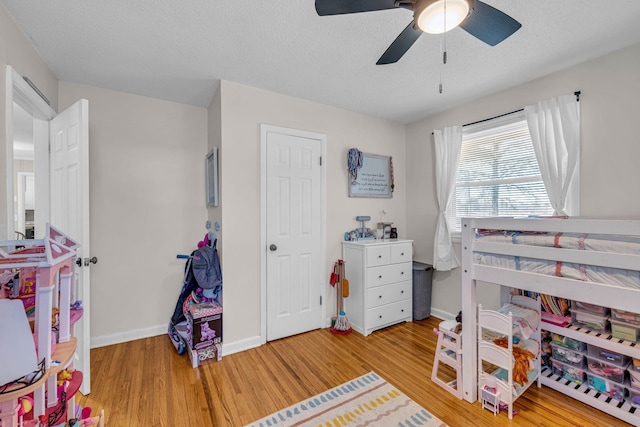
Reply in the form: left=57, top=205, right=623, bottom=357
left=246, top=371, right=448, bottom=427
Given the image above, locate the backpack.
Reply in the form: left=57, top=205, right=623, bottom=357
left=170, top=239, right=222, bottom=326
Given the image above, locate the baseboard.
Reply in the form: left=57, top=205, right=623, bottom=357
left=430, top=307, right=456, bottom=322
left=91, top=324, right=263, bottom=357
left=221, top=335, right=262, bottom=356
left=91, top=324, right=167, bottom=348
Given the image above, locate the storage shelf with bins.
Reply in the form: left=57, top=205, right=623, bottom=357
left=0, top=225, right=83, bottom=427
left=342, top=239, right=413, bottom=336
left=541, top=320, right=640, bottom=426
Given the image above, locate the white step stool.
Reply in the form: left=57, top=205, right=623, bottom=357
left=431, top=320, right=463, bottom=399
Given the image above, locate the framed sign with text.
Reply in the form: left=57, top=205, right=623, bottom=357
left=348, top=151, right=393, bottom=198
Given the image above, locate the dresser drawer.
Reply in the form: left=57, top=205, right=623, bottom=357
left=366, top=281, right=411, bottom=308
left=366, top=246, right=391, bottom=267
left=391, top=242, right=412, bottom=264
left=367, top=299, right=412, bottom=329
left=366, top=263, right=411, bottom=288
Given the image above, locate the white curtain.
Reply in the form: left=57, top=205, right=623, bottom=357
left=433, top=126, right=462, bottom=271
left=525, top=94, right=580, bottom=216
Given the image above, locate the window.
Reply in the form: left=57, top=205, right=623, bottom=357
left=448, top=113, right=554, bottom=234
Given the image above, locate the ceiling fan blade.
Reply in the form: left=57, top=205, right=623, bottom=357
left=459, top=0, right=521, bottom=46
left=377, top=21, right=422, bottom=65
left=315, top=0, right=399, bottom=16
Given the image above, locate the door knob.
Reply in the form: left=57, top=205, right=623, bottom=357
left=269, top=244, right=278, bottom=252
left=76, top=257, right=82, bottom=267
left=83, top=256, right=98, bottom=266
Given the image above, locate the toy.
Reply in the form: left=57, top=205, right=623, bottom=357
left=433, top=311, right=462, bottom=336
left=18, top=396, right=34, bottom=425
left=200, top=322, right=217, bottom=341
left=58, top=369, right=73, bottom=386
left=344, top=216, right=377, bottom=241
left=481, top=377, right=501, bottom=416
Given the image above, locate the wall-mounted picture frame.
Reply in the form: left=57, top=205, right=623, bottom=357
left=348, top=151, right=393, bottom=198
left=206, top=147, right=219, bottom=207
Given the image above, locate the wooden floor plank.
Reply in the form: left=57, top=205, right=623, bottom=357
left=77, top=317, right=630, bottom=426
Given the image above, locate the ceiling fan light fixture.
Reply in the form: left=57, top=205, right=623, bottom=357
left=415, top=0, right=471, bottom=34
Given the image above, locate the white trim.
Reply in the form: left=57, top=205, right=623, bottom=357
left=430, top=307, right=456, bottom=322
left=8, top=67, right=55, bottom=120
left=219, top=335, right=262, bottom=356
left=260, top=124, right=327, bottom=344
left=90, top=324, right=168, bottom=348
left=90, top=325, right=262, bottom=357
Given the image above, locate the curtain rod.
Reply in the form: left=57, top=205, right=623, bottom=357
left=432, top=91, right=581, bottom=134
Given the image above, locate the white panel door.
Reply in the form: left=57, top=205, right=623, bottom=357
left=266, top=128, right=323, bottom=341
left=50, top=99, right=91, bottom=394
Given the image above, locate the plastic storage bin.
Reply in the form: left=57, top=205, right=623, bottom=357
left=571, top=300, right=610, bottom=316
left=586, top=372, right=626, bottom=401
left=629, top=367, right=640, bottom=389
left=551, top=359, right=587, bottom=385
left=587, top=344, right=630, bottom=366
left=586, top=356, right=627, bottom=383
left=551, top=342, right=585, bottom=367
left=629, top=387, right=640, bottom=408
left=412, top=262, right=433, bottom=320
left=551, top=359, right=563, bottom=377
left=551, top=332, right=587, bottom=352
left=611, top=308, right=640, bottom=326
left=633, top=358, right=640, bottom=371
left=610, top=318, right=640, bottom=342
left=570, top=307, right=609, bottom=333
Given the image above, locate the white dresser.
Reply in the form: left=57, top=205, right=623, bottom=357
left=342, top=239, right=413, bottom=336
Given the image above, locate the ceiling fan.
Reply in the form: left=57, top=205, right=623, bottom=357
left=315, top=0, right=521, bottom=65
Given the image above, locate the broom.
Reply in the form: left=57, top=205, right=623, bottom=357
left=331, top=260, right=352, bottom=334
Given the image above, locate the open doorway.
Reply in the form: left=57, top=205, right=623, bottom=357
left=12, top=102, right=35, bottom=239
left=5, top=66, right=55, bottom=241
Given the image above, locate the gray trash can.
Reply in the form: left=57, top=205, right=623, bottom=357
left=412, top=261, right=433, bottom=320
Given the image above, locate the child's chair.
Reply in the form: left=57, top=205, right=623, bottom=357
left=431, top=319, right=463, bottom=399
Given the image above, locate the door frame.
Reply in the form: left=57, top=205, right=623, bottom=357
left=5, top=65, right=55, bottom=240
left=260, top=124, right=327, bottom=344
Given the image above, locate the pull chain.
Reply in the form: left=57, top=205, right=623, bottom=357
left=439, top=0, right=447, bottom=94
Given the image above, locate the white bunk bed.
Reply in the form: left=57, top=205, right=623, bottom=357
left=461, top=217, right=640, bottom=426
left=477, top=295, right=541, bottom=419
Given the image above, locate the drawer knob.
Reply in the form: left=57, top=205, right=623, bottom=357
left=379, top=295, right=382, bottom=299
left=401, top=272, right=404, bottom=275
left=378, top=255, right=382, bottom=258
left=378, top=275, right=382, bottom=279
left=379, top=315, right=382, bottom=319
left=401, top=252, right=404, bottom=256
left=401, top=290, right=404, bottom=294
left=401, top=309, right=404, bottom=312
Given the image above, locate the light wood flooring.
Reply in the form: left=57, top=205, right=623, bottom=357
left=77, top=316, right=631, bottom=426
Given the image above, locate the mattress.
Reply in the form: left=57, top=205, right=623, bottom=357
left=474, top=231, right=640, bottom=289
left=497, top=303, right=540, bottom=340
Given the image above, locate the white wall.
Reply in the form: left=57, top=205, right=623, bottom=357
left=58, top=82, right=209, bottom=345
left=406, top=43, right=640, bottom=319
left=214, top=80, right=407, bottom=348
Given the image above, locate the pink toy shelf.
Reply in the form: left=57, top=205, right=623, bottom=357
left=0, top=224, right=100, bottom=427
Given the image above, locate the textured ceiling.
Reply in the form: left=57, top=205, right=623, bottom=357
left=3, top=1, right=640, bottom=123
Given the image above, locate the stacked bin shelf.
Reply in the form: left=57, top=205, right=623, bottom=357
left=542, top=299, right=640, bottom=424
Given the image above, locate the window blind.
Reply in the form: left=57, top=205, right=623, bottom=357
left=448, top=116, right=553, bottom=233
